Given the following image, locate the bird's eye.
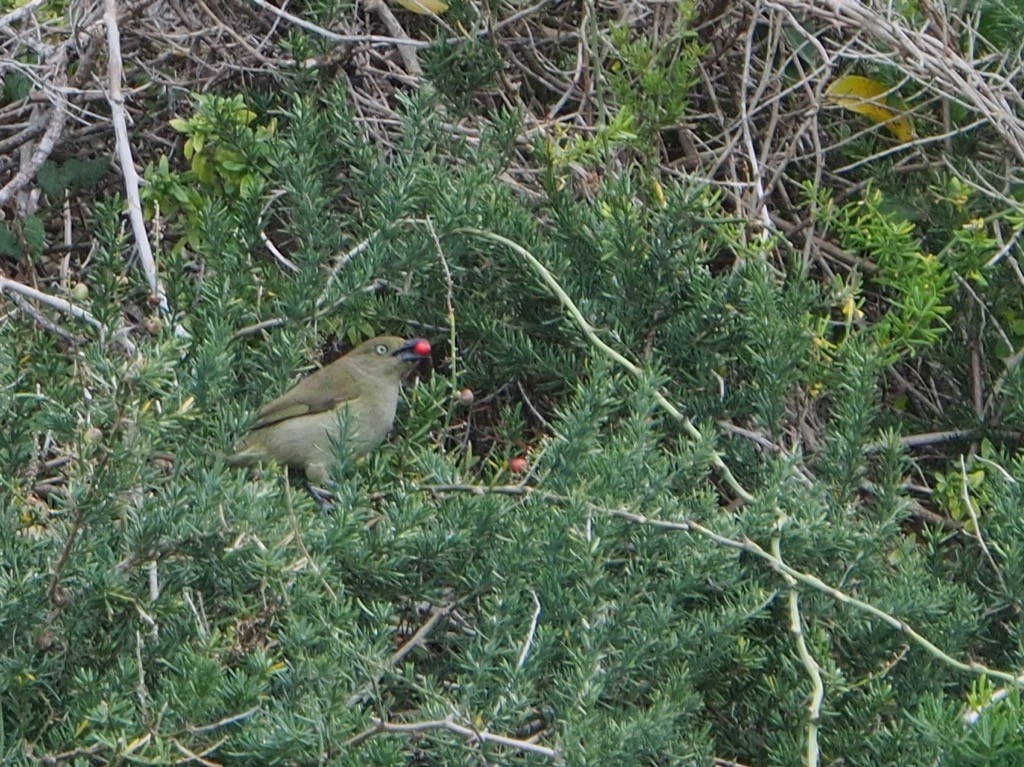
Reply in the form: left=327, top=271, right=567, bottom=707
left=375, top=344, right=388, bottom=355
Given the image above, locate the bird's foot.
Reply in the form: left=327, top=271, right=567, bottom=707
left=307, top=484, right=336, bottom=509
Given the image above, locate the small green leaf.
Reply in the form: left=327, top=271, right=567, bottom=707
left=3, top=71, right=32, bottom=101
left=37, top=160, right=69, bottom=196
left=192, top=153, right=210, bottom=181
left=22, top=216, right=46, bottom=256
left=0, top=224, right=24, bottom=258
left=239, top=174, right=261, bottom=199
left=170, top=185, right=193, bottom=205
left=63, top=157, right=111, bottom=190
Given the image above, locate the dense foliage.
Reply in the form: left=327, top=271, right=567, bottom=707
left=4, top=0, right=1024, bottom=765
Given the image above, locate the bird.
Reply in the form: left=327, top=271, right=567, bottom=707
left=228, top=335, right=431, bottom=485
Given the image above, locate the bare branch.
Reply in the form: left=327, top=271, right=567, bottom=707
left=0, top=49, right=69, bottom=210
left=103, top=0, right=168, bottom=313
left=348, top=714, right=562, bottom=760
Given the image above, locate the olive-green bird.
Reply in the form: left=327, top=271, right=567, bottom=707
left=228, top=336, right=431, bottom=484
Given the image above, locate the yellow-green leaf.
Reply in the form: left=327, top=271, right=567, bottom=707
left=394, top=0, right=449, bottom=14
left=825, top=75, right=915, bottom=143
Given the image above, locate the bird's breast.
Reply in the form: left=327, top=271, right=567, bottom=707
left=348, top=386, right=400, bottom=449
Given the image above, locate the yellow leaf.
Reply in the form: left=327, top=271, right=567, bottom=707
left=651, top=179, right=666, bottom=208
left=123, top=733, right=151, bottom=754
left=825, top=75, right=915, bottom=143
left=841, top=294, right=861, bottom=321
left=394, top=0, right=448, bottom=13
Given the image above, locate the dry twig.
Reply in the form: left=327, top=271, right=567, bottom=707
left=103, top=0, right=168, bottom=313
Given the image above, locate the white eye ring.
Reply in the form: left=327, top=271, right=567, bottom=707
left=375, top=344, right=388, bottom=355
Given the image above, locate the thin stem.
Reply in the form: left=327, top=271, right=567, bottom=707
left=460, top=228, right=754, bottom=502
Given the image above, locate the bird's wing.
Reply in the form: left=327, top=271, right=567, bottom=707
left=249, top=365, right=358, bottom=431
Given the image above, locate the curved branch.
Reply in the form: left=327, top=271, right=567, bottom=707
left=461, top=227, right=755, bottom=503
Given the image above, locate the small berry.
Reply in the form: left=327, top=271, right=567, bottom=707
left=70, top=282, right=89, bottom=301
left=509, top=456, right=528, bottom=474
left=413, top=339, right=431, bottom=356
left=83, top=427, right=103, bottom=444
left=457, top=388, right=474, bottom=404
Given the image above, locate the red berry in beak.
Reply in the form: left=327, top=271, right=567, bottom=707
left=413, top=339, right=431, bottom=356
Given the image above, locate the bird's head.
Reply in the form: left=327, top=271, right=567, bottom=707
left=348, top=335, right=432, bottom=381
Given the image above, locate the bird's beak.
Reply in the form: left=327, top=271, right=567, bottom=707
left=393, top=338, right=432, bottom=362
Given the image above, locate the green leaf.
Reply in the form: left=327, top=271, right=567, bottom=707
left=3, top=70, right=31, bottom=102
left=64, top=157, right=111, bottom=191
left=37, top=160, right=69, bottom=196
left=0, top=224, right=24, bottom=258
left=239, top=174, right=261, bottom=199
left=170, top=185, right=194, bottom=205
left=22, top=215, right=46, bottom=256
